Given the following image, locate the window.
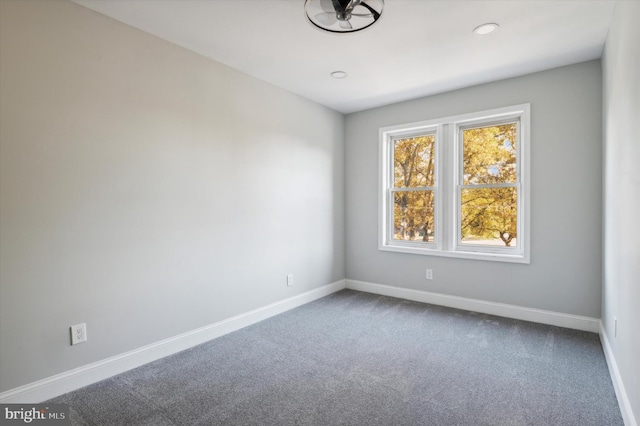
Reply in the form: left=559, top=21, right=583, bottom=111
left=379, top=104, right=530, bottom=263
left=391, top=133, right=436, bottom=245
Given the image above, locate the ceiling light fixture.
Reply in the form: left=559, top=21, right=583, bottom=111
left=473, top=23, right=499, bottom=36
left=330, top=71, right=348, bottom=79
left=305, top=0, right=384, bottom=34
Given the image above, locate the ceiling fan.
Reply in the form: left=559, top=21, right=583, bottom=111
left=304, top=0, right=384, bottom=34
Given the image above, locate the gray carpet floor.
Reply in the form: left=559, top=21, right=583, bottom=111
left=49, top=290, right=623, bottom=425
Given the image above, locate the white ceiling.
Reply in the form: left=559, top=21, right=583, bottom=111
left=72, top=0, right=617, bottom=114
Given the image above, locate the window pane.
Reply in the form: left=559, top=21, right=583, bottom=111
left=463, top=123, right=517, bottom=185
left=460, top=187, right=517, bottom=247
left=393, top=190, right=435, bottom=242
left=394, top=135, right=435, bottom=188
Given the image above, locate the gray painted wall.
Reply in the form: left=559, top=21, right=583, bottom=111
left=345, top=61, right=603, bottom=317
left=602, top=1, right=640, bottom=422
left=0, top=0, right=344, bottom=392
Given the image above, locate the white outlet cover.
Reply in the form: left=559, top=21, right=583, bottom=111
left=71, top=323, right=87, bottom=345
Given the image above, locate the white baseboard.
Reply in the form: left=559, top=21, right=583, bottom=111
left=600, top=324, right=638, bottom=426
left=0, top=280, right=346, bottom=404
left=345, top=279, right=600, bottom=332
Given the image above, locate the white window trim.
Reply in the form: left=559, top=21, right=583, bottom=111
left=379, top=104, right=530, bottom=264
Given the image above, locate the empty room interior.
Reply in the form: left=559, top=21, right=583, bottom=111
left=0, top=0, right=638, bottom=425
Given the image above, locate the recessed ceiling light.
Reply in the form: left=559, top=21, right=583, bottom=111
left=330, top=71, right=348, bottom=79
left=473, top=23, right=499, bottom=36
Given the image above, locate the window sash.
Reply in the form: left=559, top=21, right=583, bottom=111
left=455, top=184, right=521, bottom=254
left=458, top=119, right=521, bottom=185
left=388, top=188, right=437, bottom=246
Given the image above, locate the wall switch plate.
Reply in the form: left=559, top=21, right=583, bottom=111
left=426, top=269, right=433, bottom=280
left=70, top=323, right=87, bottom=345
left=287, top=274, right=294, bottom=286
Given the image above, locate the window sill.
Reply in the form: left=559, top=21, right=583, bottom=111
left=379, top=244, right=530, bottom=264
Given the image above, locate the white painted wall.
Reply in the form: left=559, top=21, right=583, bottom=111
left=601, top=1, right=640, bottom=424
left=345, top=61, right=603, bottom=317
left=0, top=0, right=344, bottom=393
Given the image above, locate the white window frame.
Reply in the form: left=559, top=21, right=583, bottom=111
left=379, top=104, right=530, bottom=264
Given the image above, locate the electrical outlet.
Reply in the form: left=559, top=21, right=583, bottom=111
left=287, top=274, right=294, bottom=287
left=426, top=269, right=433, bottom=280
left=70, top=323, right=87, bottom=345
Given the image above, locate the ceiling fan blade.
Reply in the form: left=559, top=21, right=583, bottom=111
left=339, top=20, right=353, bottom=30
left=351, top=13, right=373, bottom=17
left=315, top=12, right=337, bottom=26
left=358, top=1, right=381, bottom=20
left=319, top=0, right=335, bottom=13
